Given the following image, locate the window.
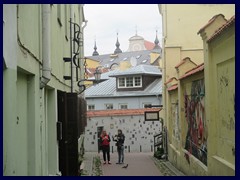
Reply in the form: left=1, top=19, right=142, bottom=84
left=136, top=55, right=141, bottom=59
left=134, top=76, right=141, bottom=86
left=119, top=104, right=128, bottom=109
left=105, top=104, right=113, bottom=110
left=118, top=77, right=125, bottom=87
left=118, top=76, right=142, bottom=88
left=126, top=77, right=133, bottom=87
left=88, top=105, right=95, bottom=110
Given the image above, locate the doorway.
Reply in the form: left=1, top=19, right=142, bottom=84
left=97, top=126, right=104, bottom=153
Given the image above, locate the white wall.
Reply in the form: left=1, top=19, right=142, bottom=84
left=84, top=114, right=162, bottom=153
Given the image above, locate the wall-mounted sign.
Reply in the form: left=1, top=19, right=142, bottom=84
left=144, top=111, right=160, bottom=121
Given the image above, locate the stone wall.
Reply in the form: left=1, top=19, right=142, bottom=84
left=84, top=114, right=162, bottom=153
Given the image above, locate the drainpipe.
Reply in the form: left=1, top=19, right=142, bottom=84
left=70, top=5, right=73, bottom=92
left=40, top=4, right=51, bottom=89
left=82, top=20, right=88, bottom=29
left=159, top=4, right=167, bottom=125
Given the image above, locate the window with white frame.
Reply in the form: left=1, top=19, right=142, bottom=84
left=126, top=77, right=133, bottom=87
left=88, top=105, right=95, bottom=110
left=118, top=76, right=142, bottom=88
left=119, top=104, right=128, bottom=109
left=105, top=104, right=113, bottom=110
left=134, top=76, right=141, bottom=86
left=118, top=77, right=125, bottom=87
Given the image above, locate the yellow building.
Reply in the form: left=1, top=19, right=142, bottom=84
left=158, top=4, right=235, bottom=175
left=199, top=15, right=235, bottom=176
left=158, top=4, right=235, bottom=122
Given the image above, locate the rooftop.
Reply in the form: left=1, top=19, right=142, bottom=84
left=207, top=15, right=235, bottom=43
left=85, top=65, right=162, bottom=98
left=179, top=63, right=204, bottom=80
left=87, top=108, right=161, bottom=117
left=109, top=64, right=162, bottom=77
left=167, top=84, right=178, bottom=91
left=175, top=57, right=197, bottom=69
left=86, top=49, right=161, bottom=68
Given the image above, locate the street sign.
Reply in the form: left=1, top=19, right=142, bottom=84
left=144, top=111, right=160, bottom=121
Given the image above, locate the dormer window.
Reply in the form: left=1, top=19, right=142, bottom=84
left=118, top=76, right=142, bottom=88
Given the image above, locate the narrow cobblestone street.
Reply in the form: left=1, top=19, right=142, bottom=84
left=82, top=152, right=184, bottom=176
left=101, top=152, right=162, bottom=176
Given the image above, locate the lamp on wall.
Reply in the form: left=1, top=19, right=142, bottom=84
left=94, top=66, right=102, bottom=83
left=78, top=66, right=102, bottom=94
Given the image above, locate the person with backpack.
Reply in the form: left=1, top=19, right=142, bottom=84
left=113, top=129, right=125, bottom=164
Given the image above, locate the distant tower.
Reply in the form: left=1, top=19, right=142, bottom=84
left=153, top=30, right=161, bottom=50
left=92, top=40, right=99, bottom=56
left=114, top=33, right=122, bottom=54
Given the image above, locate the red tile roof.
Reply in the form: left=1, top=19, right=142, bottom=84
left=167, top=84, right=178, bottom=91
left=198, top=14, right=226, bottom=34
left=164, top=77, right=178, bottom=85
left=144, top=40, right=155, bottom=50
left=87, top=108, right=162, bottom=117
left=175, top=57, right=197, bottom=68
left=179, top=63, right=204, bottom=80
left=207, top=15, right=235, bottom=43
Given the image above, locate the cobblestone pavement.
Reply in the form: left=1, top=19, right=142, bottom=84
left=101, top=152, right=163, bottom=176
left=82, top=152, right=185, bottom=176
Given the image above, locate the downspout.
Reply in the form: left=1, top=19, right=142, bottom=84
left=160, top=4, right=167, bottom=125
left=40, top=4, right=51, bottom=89
left=70, top=5, right=73, bottom=92
left=82, top=20, right=88, bottom=29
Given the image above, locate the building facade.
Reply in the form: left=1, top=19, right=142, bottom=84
left=3, top=4, right=87, bottom=176
left=84, top=65, right=163, bottom=153
left=158, top=4, right=235, bottom=122
left=158, top=4, right=235, bottom=175
left=199, top=15, right=235, bottom=176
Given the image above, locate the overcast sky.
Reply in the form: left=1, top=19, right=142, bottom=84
left=83, top=4, right=162, bottom=56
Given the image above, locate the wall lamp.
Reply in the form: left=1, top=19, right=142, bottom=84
left=78, top=66, right=102, bottom=94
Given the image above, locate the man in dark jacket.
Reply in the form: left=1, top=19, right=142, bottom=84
left=113, top=129, right=125, bottom=164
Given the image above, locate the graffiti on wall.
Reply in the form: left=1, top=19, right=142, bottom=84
left=184, top=79, right=207, bottom=165
left=171, top=103, right=180, bottom=141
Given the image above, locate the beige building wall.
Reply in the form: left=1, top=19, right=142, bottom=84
left=160, top=4, right=235, bottom=80
left=158, top=4, right=235, bottom=176
left=200, top=17, right=235, bottom=175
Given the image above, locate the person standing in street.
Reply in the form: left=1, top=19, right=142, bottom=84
left=113, top=129, right=125, bottom=164
left=100, top=130, right=111, bottom=164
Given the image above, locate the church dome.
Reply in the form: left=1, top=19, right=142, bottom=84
left=129, top=35, right=144, bottom=41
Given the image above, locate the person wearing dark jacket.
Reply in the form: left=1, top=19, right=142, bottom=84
left=100, top=130, right=111, bottom=164
left=113, top=129, right=125, bottom=164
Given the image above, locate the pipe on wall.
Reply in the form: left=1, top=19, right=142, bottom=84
left=40, top=4, right=51, bottom=89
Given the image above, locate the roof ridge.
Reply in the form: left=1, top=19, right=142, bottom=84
left=207, top=15, right=235, bottom=43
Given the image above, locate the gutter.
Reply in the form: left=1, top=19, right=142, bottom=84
left=40, top=4, right=51, bottom=89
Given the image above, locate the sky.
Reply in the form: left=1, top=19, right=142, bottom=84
left=83, top=4, right=162, bottom=56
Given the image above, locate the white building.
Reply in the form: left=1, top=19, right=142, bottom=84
left=84, top=65, right=163, bottom=152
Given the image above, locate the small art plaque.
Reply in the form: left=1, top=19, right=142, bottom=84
left=144, top=111, right=160, bottom=121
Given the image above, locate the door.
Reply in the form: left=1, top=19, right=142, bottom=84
left=57, top=90, right=69, bottom=176
left=97, top=126, right=104, bottom=153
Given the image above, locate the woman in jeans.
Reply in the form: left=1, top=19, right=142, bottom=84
left=100, top=130, right=111, bottom=164
left=113, top=129, right=125, bottom=164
